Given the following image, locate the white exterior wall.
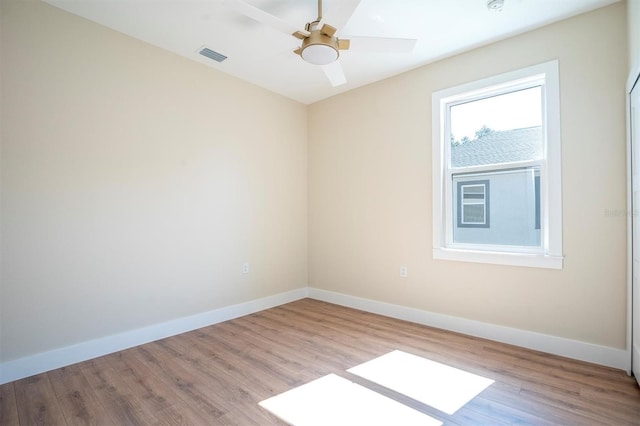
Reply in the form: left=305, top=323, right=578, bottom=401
left=453, top=169, right=540, bottom=246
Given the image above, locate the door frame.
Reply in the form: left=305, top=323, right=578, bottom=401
left=627, top=64, right=640, bottom=380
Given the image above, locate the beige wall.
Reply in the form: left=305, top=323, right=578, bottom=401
left=629, top=0, right=640, bottom=74
left=0, top=0, right=630, bottom=365
left=309, top=3, right=628, bottom=349
left=0, top=0, right=307, bottom=362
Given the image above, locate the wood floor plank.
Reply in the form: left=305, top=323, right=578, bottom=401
left=13, top=373, right=68, bottom=425
left=78, top=357, right=156, bottom=425
left=47, top=364, right=115, bottom=425
left=278, top=300, right=493, bottom=372
left=482, top=342, right=636, bottom=392
left=172, top=329, right=294, bottom=396
left=139, top=338, right=281, bottom=425
left=580, top=381, right=640, bottom=409
left=477, top=383, right=599, bottom=425
left=462, top=395, right=559, bottom=426
left=112, top=347, right=218, bottom=425
left=4, top=299, right=640, bottom=425
left=0, top=382, right=20, bottom=425
left=131, top=343, right=234, bottom=422
left=520, top=381, right=640, bottom=425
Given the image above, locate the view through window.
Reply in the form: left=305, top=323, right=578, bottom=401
left=450, top=86, right=542, bottom=247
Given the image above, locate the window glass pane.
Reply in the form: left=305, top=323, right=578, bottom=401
left=463, top=185, right=484, bottom=197
left=450, top=87, right=543, bottom=168
left=463, top=204, right=485, bottom=224
left=453, top=167, right=540, bottom=247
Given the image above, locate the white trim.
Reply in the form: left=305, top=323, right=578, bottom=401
left=433, top=247, right=563, bottom=269
left=544, top=60, right=563, bottom=259
left=1, top=285, right=629, bottom=385
left=625, top=74, right=640, bottom=384
left=627, top=63, right=640, bottom=94
left=0, top=287, right=308, bottom=385
left=627, top=67, right=640, bottom=380
left=308, top=287, right=629, bottom=371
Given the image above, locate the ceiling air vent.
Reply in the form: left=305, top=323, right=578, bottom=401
left=199, top=47, right=227, bottom=63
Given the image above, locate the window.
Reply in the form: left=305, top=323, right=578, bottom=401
left=457, top=180, right=489, bottom=228
left=432, top=61, right=563, bottom=269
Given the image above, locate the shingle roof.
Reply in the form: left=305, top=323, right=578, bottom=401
left=450, top=126, right=542, bottom=168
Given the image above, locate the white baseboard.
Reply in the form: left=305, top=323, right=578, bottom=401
left=1, top=286, right=630, bottom=385
left=308, top=287, right=631, bottom=372
left=0, top=287, right=308, bottom=385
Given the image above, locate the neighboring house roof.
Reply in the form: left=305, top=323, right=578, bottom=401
left=451, top=126, right=542, bottom=168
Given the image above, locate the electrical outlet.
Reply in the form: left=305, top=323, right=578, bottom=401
left=400, top=265, right=408, bottom=278
left=242, top=262, right=249, bottom=274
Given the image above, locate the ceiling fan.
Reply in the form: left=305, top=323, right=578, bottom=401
left=223, top=0, right=417, bottom=87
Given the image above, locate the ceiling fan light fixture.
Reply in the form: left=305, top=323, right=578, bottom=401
left=298, top=28, right=340, bottom=65
left=301, top=43, right=338, bottom=65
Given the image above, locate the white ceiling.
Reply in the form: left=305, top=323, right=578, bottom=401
left=44, top=0, right=619, bottom=105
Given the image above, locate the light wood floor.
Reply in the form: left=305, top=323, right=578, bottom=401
left=1, top=298, right=639, bottom=425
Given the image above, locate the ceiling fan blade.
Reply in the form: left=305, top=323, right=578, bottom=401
left=346, top=37, right=417, bottom=53
left=223, top=0, right=309, bottom=37
left=323, top=0, right=362, bottom=34
left=322, top=61, right=347, bottom=87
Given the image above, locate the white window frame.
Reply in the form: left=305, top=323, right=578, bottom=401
left=432, top=61, right=563, bottom=269
left=458, top=180, right=489, bottom=227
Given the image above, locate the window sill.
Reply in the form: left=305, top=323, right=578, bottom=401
left=433, top=247, right=563, bottom=270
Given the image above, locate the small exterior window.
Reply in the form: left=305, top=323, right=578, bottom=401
left=457, top=180, right=489, bottom=228
left=432, top=61, right=563, bottom=269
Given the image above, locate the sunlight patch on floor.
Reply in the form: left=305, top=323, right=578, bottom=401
left=348, top=350, right=494, bottom=415
left=259, top=373, right=442, bottom=426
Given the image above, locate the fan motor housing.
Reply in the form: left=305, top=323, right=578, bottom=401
left=299, top=30, right=339, bottom=65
